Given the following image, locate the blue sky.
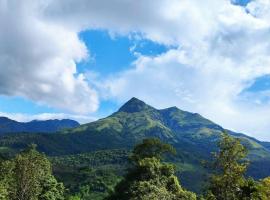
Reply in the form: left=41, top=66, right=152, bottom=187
left=233, top=0, right=251, bottom=6
left=2, top=0, right=270, bottom=140
left=0, top=30, right=170, bottom=118
left=77, top=30, right=171, bottom=116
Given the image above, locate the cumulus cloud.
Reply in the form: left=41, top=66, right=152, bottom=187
left=44, top=0, right=220, bottom=46
left=0, top=0, right=98, bottom=114
left=84, top=0, right=270, bottom=140
left=101, top=48, right=270, bottom=140
left=2, top=0, right=270, bottom=139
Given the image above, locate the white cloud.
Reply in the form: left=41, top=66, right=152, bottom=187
left=2, top=0, right=270, bottom=140
left=90, top=0, right=270, bottom=140
left=0, top=0, right=98, bottom=114
left=0, top=111, right=96, bottom=124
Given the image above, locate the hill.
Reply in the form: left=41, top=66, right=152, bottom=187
left=0, top=97, right=270, bottom=195
left=0, top=117, right=79, bottom=135
left=66, top=97, right=270, bottom=159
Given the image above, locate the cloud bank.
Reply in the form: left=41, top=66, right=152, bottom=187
left=0, top=111, right=96, bottom=124
left=1, top=0, right=270, bottom=139
left=0, top=0, right=98, bottom=114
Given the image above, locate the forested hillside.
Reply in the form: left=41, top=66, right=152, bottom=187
left=1, top=98, right=270, bottom=199
left=1, top=135, right=270, bottom=199
left=0, top=117, right=79, bottom=135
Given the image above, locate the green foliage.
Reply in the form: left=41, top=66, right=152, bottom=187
left=0, top=145, right=64, bottom=200
left=0, top=159, right=13, bottom=200
left=131, top=138, right=176, bottom=162
left=2, top=98, right=270, bottom=198
left=51, top=149, right=129, bottom=168
left=254, top=177, right=270, bottom=199
left=51, top=150, right=127, bottom=199
left=206, top=133, right=249, bottom=200
left=106, top=138, right=196, bottom=200
left=14, top=145, right=52, bottom=199
left=0, top=182, right=8, bottom=200
left=39, top=175, right=65, bottom=200
left=67, top=195, right=81, bottom=200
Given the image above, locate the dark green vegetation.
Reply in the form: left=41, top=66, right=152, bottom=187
left=1, top=136, right=270, bottom=200
left=0, top=117, right=79, bottom=135
left=0, top=144, right=64, bottom=200
left=1, top=98, right=270, bottom=199
left=204, top=133, right=270, bottom=200
left=105, top=138, right=196, bottom=200
left=206, top=133, right=249, bottom=199
left=51, top=150, right=128, bottom=199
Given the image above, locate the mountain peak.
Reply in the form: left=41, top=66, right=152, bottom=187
left=118, top=97, right=154, bottom=113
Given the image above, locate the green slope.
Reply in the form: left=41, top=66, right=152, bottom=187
left=0, top=97, right=270, bottom=194
left=64, top=97, right=269, bottom=160
left=0, top=117, right=79, bottom=135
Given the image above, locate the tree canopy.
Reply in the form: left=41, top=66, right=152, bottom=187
left=106, top=138, right=196, bottom=200
left=205, top=133, right=270, bottom=200
left=207, top=133, right=248, bottom=200
left=1, top=135, right=270, bottom=200
left=0, top=144, right=64, bottom=200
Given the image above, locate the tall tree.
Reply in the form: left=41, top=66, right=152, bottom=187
left=260, top=177, right=270, bottom=198
left=252, top=177, right=270, bottom=200
left=106, top=138, right=196, bottom=200
left=14, top=145, right=52, bottom=200
left=206, top=133, right=248, bottom=200
left=131, top=138, right=176, bottom=162
left=38, top=175, right=65, bottom=200
left=0, top=145, right=65, bottom=200
left=0, top=158, right=15, bottom=199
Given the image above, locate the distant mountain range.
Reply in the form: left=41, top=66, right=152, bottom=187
left=0, top=117, right=79, bottom=134
left=0, top=97, right=270, bottom=192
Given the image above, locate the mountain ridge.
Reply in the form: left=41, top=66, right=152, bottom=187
left=0, top=117, right=80, bottom=134
left=1, top=97, right=270, bottom=192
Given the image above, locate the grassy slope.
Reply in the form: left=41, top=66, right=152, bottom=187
left=0, top=98, right=270, bottom=195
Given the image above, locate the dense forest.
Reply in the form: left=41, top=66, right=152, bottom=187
left=2, top=0, right=270, bottom=198
left=1, top=133, right=270, bottom=200
left=1, top=98, right=270, bottom=199
left=1, top=98, right=270, bottom=197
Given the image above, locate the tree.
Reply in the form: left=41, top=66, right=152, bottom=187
left=253, top=177, right=270, bottom=200
left=0, top=145, right=65, bottom=200
left=13, top=145, right=52, bottom=200
left=238, top=178, right=261, bottom=200
left=237, top=176, right=270, bottom=200
left=206, top=133, right=248, bottom=200
left=67, top=196, right=81, bottom=200
left=0, top=159, right=14, bottom=200
left=0, top=182, right=8, bottom=200
left=105, top=138, right=196, bottom=200
left=131, top=138, right=176, bottom=162
left=39, top=175, right=65, bottom=200
left=260, top=177, right=270, bottom=197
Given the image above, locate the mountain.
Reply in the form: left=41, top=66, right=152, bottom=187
left=67, top=97, right=269, bottom=158
left=0, top=97, right=270, bottom=193
left=0, top=117, right=79, bottom=135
